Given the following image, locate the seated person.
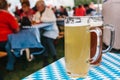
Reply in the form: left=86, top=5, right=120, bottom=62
left=14, top=0, right=29, bottom=22
left=20, top=1, right=35, bottom=27
left=0, top=0, right=19, bottom=71
left=58, top=6, right=68, bottom=18
left=14, top=0, right=29, bottom=16
left=33, top=0, right=59, bottom=66
left=20, top=1, right=35, bottom=21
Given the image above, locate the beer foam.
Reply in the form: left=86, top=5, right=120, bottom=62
left=65, top=23, right=89, bottom=27
left=65, top=16, right=103, bottom=27
left=89, top=21, right=103, bottom=27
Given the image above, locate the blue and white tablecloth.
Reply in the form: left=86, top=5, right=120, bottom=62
left=8, top=23, right=53, bottom=57
left=22, top=52, right=120, bottom=80
left=23, top=22, right=53, bottom=42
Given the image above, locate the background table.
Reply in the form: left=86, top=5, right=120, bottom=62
left=23, top=22, right=53, bottom=42
left=22, top=52, right=120, bottom=80
left=8, top=22, right=53, bottom=56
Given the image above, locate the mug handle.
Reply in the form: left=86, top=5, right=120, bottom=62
left=89, top=28, right=102, bottom=63
left=102, top=24, right=115, bottom=53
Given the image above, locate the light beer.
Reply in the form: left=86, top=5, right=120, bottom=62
left=64, top=16, right=114, bottom=78
left=65, top=26, right=90, bottom=78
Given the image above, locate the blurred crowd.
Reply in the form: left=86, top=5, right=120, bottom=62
left=10, top=0, right=98, bottom=21
left=0, top=0, right=60, bottom=73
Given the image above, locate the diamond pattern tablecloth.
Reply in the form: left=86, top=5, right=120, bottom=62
left=22, top=52, right=120, bottom=80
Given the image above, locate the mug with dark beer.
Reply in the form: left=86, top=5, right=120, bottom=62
left=88, top=16, right=115, bottom=65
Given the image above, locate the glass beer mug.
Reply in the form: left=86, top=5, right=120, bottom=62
left=88, top=16, right=115, bottom=65
left=64, top=16, right=115, bottom=78
left=64, top=17, right=102, bottom=78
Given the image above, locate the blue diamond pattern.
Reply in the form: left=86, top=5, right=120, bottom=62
left=22, top=53, right=120, bottom=80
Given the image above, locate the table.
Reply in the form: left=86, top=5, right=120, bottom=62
left=6, top=23, right=54, bottom=70
left=22, top=52, right=120, bottom=80
left=23, top=22, right=53, bottom=42
left=7, top=22, right=53, bottom=57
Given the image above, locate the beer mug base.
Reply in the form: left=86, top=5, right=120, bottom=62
left=90, top=63, right=100, bottom=67
left=67, top=71, right=87, bottom=78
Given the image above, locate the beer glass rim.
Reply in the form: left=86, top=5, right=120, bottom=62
left=65, top=16, right=102, bottom=19
left=64, top=16, right=103, bottom=27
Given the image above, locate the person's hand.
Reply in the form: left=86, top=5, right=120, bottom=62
left=58, top=16, right=62, bottom=18
left=62, top=15, right=67, bottom=18
left=31, top=20, right=43, bottom=25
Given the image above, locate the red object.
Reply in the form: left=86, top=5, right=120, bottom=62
left=20, top=9, right=35, bottom=20
left=0, top=10, right=19, bottom=41
left=75, top=7, right=86, bottom=16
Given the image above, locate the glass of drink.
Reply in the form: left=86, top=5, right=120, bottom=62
left=64, top=17, right=102, bottom=78
left=88, top=16, right=115, bottom=65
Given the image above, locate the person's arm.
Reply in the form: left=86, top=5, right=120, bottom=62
left=8, top=14, right=20, bottom=33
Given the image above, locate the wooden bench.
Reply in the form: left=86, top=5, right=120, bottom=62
left=0, top=49, right=33, bottom=61
left=0, top=51, right=7, bottom=58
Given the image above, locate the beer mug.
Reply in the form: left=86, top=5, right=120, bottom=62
left=64, top=17, right=102, bottom=78
left=88, top=16, right=115, bottom=65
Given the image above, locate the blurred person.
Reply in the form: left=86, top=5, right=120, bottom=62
left=53, top=6, right=68, bottom=18
left=33, top=0, right=59, bottom=66
left=72, top=7, right=76, bottom=16
left=52, top=6, right=64, bottom=32
left=14, top=6, right=23, bottom=16
left=89, top=2, right=96, bottom=10
left=81, top=5, right=86, bottom=14
left=89, top=2, right=97, bottom=16
left=58, top=6, right=68, bottom=18
left=56, top=6, right=68, bottom=30
left=67, top=7, right=74, bottom=17
left=75, top=5, right=86, bottom=16
left=14, top=0, right=29, bottom=17
left=74, top=5, right=78, bottom=16
left=0, top=0, right=19, bottom=71
left=84, top=4, right=96, bottom=16
left=20, top=1, right=35, bottom=21
left=52, top=6, right=59, bottom=18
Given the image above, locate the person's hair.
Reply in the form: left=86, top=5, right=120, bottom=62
left=0, top=0, right=8, bottom=10
left=84, top=4, right=89, bottom=8
left=60, top=6, right=64, bottom=9
left=36, top=0, right=45, bottom=7
left=20, top=0, right=29, bottom=3
left=78, top=5, right=82, bottom=8
left=72, top=7, right=76, bottom=10
left=22, top=1, right=30, bottom=6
